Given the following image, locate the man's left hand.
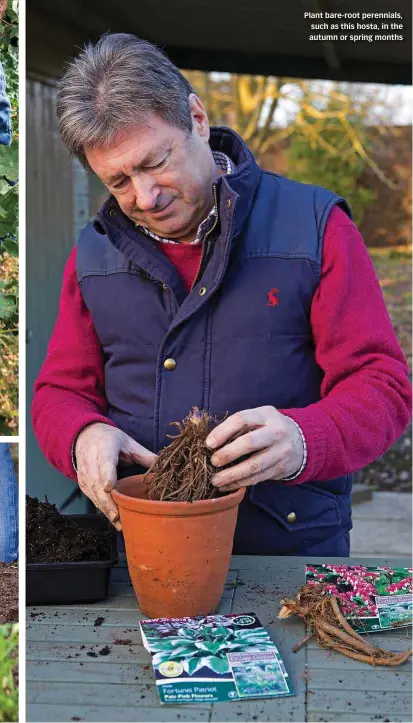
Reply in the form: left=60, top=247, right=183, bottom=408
left=206, top=406, right=304, bottom=492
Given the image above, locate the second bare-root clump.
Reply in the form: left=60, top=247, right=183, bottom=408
left=144, top=407, right=220, bottom=502
left=279, top=584, right=412, bottom=666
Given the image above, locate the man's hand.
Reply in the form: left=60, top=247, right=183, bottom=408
left=206, top=406, right=304, bottom=492
left=75, top=423, right=157, bottom=530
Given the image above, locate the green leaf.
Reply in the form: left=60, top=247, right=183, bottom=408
left=186, top=657, right=203, bottom=676
left=212, top=626, right=232, bottom=640
left=195, top=640, right=220, bottom=654
left=0, top=623, right=18, bottom=722
left=178, top=627, right=202, bottom=640
left=207, top=656, right=230, bottom=675
left=2, top=238, right=17, bottom=254
left=0, top=144, right=18, bottom=182
left=146, top=639, right=179, bottom=653
left=0, top=293, right=15, bottom=320
left=153, top=651, right=176, bottom=666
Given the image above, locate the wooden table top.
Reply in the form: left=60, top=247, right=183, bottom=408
left=26, top=555, right=412, bottom=722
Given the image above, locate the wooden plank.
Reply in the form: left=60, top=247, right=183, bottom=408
left=27, top=680, right=209, bottom=709
left=28, top=609, right=151, bottom=626
left=307, top=667, right=411, bottom=692
left=27, top=625, right=145, bottom=644
left=30, top=595, right=140, bottom=612
left=307, top=714, right=411, bottom=723
left=210, top=697, right=304, bottom=722
left=27, top=704, right=211, bottom=722
left=27, top=642, right=151, bottom=663
left=211, top=698, right=304, bottom=723
left=26, top=594, right=258, bottom=625
left=28, top=585, right=236, bottom=615
left=217, top=598, right=232, bottom=614
left=27, top=661, right=155, bottom=684
left=307, top=690, right=412, bottom=717
left=307, top=646, right=413, bottom=671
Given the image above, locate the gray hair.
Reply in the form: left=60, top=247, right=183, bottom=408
left=56, top=33, right=195, bottom=167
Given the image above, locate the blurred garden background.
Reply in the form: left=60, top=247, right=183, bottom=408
left=0, top=0, right=18, bottom=436
left=182, top=71, right=412, bottom=494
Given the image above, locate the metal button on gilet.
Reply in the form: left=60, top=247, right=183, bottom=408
left=163, top=358, right=177, bottom=371
left=287, top=512, right=296, bottom=524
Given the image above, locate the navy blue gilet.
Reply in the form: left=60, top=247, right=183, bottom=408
left=77, top=127, right=353, bottom=556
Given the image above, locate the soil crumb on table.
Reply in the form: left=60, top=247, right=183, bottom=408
left=98, top=646, right=111, bottom=656
left=0, top=563, right=18, bottom=621
left=26, top=496, right=111, bottom=563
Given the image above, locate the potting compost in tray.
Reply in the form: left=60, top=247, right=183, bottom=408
left=26, top=496, right=111, bottom=563
left=26, top=496, right=117, bottom=605
left=140, top=612, right=294, bottom=705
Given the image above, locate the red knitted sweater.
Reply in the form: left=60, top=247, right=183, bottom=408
left=32, top=206, right=412, bottom=483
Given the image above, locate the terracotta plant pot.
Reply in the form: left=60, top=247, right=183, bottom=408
left=112, top=475, right=245, bottom=618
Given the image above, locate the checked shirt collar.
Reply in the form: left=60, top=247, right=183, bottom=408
left=136, top=151, right=235, bottom=245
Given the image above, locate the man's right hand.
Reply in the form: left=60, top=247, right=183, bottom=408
left=75, top=422, right=157, bottom=530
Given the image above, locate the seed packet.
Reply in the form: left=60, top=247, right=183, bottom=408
left=306, top=564, right=413, bottom=633
left=140, top=612, right=294, bottom=704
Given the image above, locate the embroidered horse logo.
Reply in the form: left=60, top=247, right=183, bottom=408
left=266, top=288, right=279, bottom=307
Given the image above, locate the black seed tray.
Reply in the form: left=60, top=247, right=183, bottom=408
left=26, top=514, right=118, bottom=605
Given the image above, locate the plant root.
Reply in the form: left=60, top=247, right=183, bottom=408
left=292, top=632, right=315, bottom=653
left=279, top=583, right=412, bottom=667
left=143, top=407, right=222, bottom=502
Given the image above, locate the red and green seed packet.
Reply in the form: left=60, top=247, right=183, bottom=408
left=306, top=564, right=412, bottom=633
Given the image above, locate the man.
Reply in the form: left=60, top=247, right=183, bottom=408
left=32, top=33, right=411, bottom=556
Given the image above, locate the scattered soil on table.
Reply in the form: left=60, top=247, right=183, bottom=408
left=0, top=563, right=18, bottom=621
left=113, top=638, right=132, bottom=645
left=26, top=496, right=111, bottom=563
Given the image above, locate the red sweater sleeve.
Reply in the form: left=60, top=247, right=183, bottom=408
left=280, top=205, right=412, bottom=484
left=31, top=247, right=115, bottom=480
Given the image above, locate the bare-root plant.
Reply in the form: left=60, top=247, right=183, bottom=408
left=143, top=407, right=222, bottom=502
left=279, top=584, right=412, bottom=666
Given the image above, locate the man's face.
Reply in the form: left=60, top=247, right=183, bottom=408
left=85, top=95, right=218, bottom=242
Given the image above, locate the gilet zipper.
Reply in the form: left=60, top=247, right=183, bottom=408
left=189, top=183, right=219, bottom=293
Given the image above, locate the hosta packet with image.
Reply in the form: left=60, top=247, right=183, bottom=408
left=140, top=612, right=294, bottom=704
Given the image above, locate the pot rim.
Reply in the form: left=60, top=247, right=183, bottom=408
left=111, top=474, right=245, bottom=517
